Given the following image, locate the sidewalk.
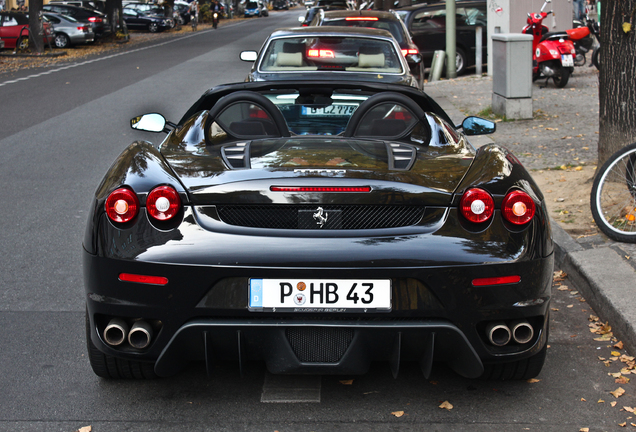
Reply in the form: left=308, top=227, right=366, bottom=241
left=424, top=71, right=636, bottom=355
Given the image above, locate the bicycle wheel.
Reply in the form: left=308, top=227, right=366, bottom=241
left=591, top=142, right=636, bottom=242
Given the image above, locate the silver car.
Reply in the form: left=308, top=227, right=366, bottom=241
left=43, top=12, right=95, bottom=48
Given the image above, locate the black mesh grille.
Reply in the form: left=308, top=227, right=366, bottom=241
left=216, top=205, right=423, bottom=229
left=286, top=327, right=354, bottom=363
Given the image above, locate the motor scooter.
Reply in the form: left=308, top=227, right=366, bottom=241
left=522, top=0, right=576, bottom=88
left=213, top=12, right=219, bottom=29
left=569, top=12, right=601, bottom=69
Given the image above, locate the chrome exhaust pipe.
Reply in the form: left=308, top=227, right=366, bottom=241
left=128, top=320, right=153, bottom=349
left=511, top=320, right=534, bottom=344
left=486, top=322, right=511, bottom=347
left=104, top=318, right=129, bottom=346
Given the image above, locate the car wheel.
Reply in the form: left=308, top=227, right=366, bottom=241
left=481, top=339, right=548, bottom=380
left=592, top=46, right=600, bottom=70
left=16, top=36, right=29, bottom=52
left=54, top=33, right=70, bottom=49
left=455, top=47, right=467, bottom=75
left=85, top=310, right=158, bottom=379
left=148, top=22, right=159, bottom=33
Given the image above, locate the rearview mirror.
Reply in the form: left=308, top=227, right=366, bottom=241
left=131, top=113, right=166, bottom=133
left=240, top=50, right=258, bottom=62
left=459, top=116, right=496, bottom=135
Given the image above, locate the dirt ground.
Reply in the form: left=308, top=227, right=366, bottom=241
left=532, top=164, right=599, bottom=238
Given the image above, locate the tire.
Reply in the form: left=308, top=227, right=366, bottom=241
left=54, top=33, right=70, bottom=49
left=148, top=22, right=159, bottom=33
left=592, top=46, right=600, bottom=70
left=85, top=310, right=158, bottom=379
left=574, top=51, right=586, bottom=67
left=590, top=142, right=636, bottom=242
left=455, top=47, right=467, bottom=75
left=552, top=66, right=570, bottom=88
left=481, top=342, right=548, bottom=380
left=16, top=36, right=29, bottom=52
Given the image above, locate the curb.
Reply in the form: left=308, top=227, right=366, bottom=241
left=552, top=219, right=636, bottom=354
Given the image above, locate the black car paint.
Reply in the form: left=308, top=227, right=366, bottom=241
left=84, top=81, right=553, bottom=379
left=42, top=4, right=109, bottom=37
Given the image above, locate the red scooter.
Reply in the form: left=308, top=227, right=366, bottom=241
left=522, top=0, right=576, bottom=88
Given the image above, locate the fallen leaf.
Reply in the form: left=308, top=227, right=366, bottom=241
left=557, top=286, right=569, bottom=291
left=612, top=401, right=618, bottom=407
left=579, top=428, right=589, bottom=432
left=339, top=379, right=354, bottom=385
left=617, top=376, right=631, bottom=384
left=567, top=305, right=574, bottom=308
left=551, top=308, right=560, bottom=311
left=624, top=406, right=635, bottom=413
left=581, top=398, right=587, bottom=401
left=613, top=351, right=622, bottom=357
left=527, top=378, right=541, bottom=383
left=619, top=422, right=626, bottom=427
left=575, top=166, right=583, bottom=171
left=391, top=411, right=405, bottom=417
left=77, top=428, right=92, bottom=432
left=598, top=399, right=605, bottom=403
left=611, top=387, right=626, bottom=398
left=439, top=401, right=453, bottom=410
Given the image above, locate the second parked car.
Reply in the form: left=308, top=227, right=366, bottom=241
left=42, top=3, right=110, bottom=38
left=43, top=12, right=95, bottom=48
left=394, top=0, right=487, bottom=75
left=0, top=11, right=55, bottom=50
left=123, top=8, right=173, bottom=33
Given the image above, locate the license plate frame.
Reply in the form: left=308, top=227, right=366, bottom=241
left=561, top=54, right=574, bottom=67
left=248, top=278, right=392, bottom=312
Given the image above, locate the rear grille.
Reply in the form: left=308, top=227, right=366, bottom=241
left=216, top=205, right=423, bottom=229
left=286, top=327, right=354, bottom=363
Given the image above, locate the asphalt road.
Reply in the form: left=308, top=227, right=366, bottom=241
left=0, top=10, right=634, bottom=431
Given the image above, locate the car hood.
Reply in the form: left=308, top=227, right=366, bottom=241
left=161, top=136, right=475, bottom=207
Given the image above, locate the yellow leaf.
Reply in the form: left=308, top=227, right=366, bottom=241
left=439, top=401, right=453, bottom=410
left=616, top=376, right=630, bottom=384
left=579, top=428, right=589, bottom=432
left=623, top=22, right=632, bottom=33
left=575, top=166, right=583, bottom=171
left=391, top=411, right=404, bottom=417
left=619, top=422, right=626, bottom=427
left=612, top=401, right=618, bottom=407
left=581, top=398, right=587, bottom=402
left=612, top=351, right=622, bottom=357
left=611, top=387, right=626, bottom=398
left=77, top=428, right=92, bottom=432
left=527, top=378, right=541, bottom=383
left=624, top=406, right=635, bottom=413
left=598, top=399, right=605, bottom=403
left=339, top=379, right=354, bottom=385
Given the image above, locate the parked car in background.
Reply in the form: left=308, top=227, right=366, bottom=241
left=123, top=7, right=173, bottom=32
left=244, top=1, right=263, bottom=17
left=43, top=12, right=95, bottom=48
left=173, top=1, right=191, bottom=25
left=0, top=11, right=55, bottom=50
left=42, top=4, right=110, bottom=38
left=47, top=0, right=106, bottom=13
left=259, top=0, right=270, bottom=17
left=273, top=0, right=289, bottom=10
left=239, top=26, right=419, bottom=88
left=311, top=10, right=425, bottom=89
left=394, top=0, right=487, bottom=75
left=298, top=2, right=348, bottom=26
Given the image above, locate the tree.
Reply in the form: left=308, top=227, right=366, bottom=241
left=598, top=0, right=636, bottom=165
left=27, top=0, right=44, bottom=53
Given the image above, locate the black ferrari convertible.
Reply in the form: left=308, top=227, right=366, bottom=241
left=83, top=80, right=554, bottom=381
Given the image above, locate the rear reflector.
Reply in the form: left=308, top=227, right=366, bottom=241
left=271, top=186, right=371, bottom=192
left=472, top=275, right=521, bottom=286
left=119, top=273, right=168, bottom=285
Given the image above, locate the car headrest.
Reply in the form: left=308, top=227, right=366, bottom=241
left=276, top=52, right=303, bottom=67
left=358, top=53, right=385, bottom=68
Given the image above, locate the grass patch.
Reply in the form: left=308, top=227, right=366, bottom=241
left=475, top=106, right=514, bottom=123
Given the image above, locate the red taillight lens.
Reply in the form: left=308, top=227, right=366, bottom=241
left=119, top=273, right=169, bottom=285
left=460, top=188, right=494, bottom=223
left=271, top=186, right=371, bottom=192
left=501, top=190, right=536, bottom=225
left=345, top=16, right=378, bottom=21
left=146, top=185, right=181, bottom=221
left=105, top=187, right=139, bottom=223
left=472, top=275, right=521, bottom=286
left=307, top=49, right=335, bottom=58
left=77, top=26, right=87, bottom=31
left=88, top=17, right=102, bottom=23
left=401, top=48, right=419, bottom=56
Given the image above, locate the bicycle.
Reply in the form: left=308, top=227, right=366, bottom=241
left=190, top=13, right=198, bottom=31
left=591, top=141, right=636, bottom=242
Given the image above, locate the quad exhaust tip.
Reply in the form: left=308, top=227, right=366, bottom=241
left=104, top=318, right=129, bottom=346
left=103, top=318, right=153, bottom=349
left=485, top=320, right=534, bottom=347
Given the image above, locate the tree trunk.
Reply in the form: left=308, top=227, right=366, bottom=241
left=28, top=0, right=44, bottom=53
left=598, top=0, right=636, bottom=165
left=105, top=0, right=124, bottom=35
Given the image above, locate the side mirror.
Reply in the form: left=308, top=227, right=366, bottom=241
left=459, top=116, right=496, bottom=136
left=240, top=50, right=258, bottom=62
left=131, top=113, right=167, bottom=133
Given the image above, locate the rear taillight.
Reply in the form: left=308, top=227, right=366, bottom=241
left=88, top=17, right=103, bottom=23
left=307, top=49, right=335, bottom=58
left=147, top=186, right=181, bottom=221
left=105, top=187, right=139, bottom=223
left=460, top=188, right=494, bottom=223
left=77, top=26, right=88, bottom=32
left=501, top=190, right=536, bottom=225
left=345, top=16, right=378, bottom=21
left=401, top=48, right=419, bottom=56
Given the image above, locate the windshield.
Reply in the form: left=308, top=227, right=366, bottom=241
left=259, top=36, right=403, bottom=74
left=246, top=2, right=258, bottom=8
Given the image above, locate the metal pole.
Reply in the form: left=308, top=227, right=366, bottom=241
left=475, top=26, right=482, bottom=76
left=445, top=0, right=456, bottom=79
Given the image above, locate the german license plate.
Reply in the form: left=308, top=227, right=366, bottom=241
left=249, top=278, right=391, bottom=312
left=561, top=54, right=574, bottom=67
left=302, top=105, right=357, bottom=116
